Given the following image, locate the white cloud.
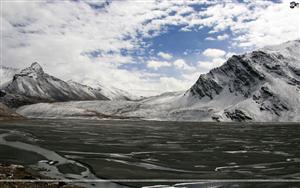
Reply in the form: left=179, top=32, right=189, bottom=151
left=147, top=58, right=195, bottom=71
left=157, top=52, right=173, bottom=60
left=187, top=1, right=299, bottom=48
left=147, top=60, right=171, bottom=70
left=173, top=59, right=194, bottom=71
left=1, top=0, right=194, bottom=95
left=205, top=34, right=229, bottom=41
left=202, top=48, right=226, bottom=58
left=159, top=77, right=190, bottom=91
left=217, top=34, right=229, bottom=41
left=1, top=0, right=298, bottom=96
left=231, top=2, right=300, bottom=48
left=205, top=37, right=215, bottom=41
left=197, top=58, right=226, bottom=74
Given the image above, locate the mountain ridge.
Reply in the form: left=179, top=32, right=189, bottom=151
left=1, top=62, right=109, bottom=107
left=182, top=39, right=300, bottom=121
left=4, top=40, right=300, bottom=122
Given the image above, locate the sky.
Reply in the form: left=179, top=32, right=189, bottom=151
left=1, top=0, right=299, bottom=96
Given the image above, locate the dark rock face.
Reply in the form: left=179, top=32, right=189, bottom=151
left=0, top=93, right=50, bottom=108
left=188, top=52, right=269, bottom=99
left=1, top=63, right=109, bottom=107
left=189, top=47, right=299, bottom=100
left=220, top=54, right=265, bottom=97
left=290, top=66, right=300, bottom=77
left=224, top=109, right=252, bottom=122
left=0, top=90, right=6, bottom=97
left=189, top=74, right=223, bottom=99
left=253, top=86, right=289, bottom=116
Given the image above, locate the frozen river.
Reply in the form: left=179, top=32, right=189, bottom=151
left=0, top=119, right=299, bottom=188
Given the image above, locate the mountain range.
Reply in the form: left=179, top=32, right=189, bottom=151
left=1, top=40, right=300, bottom=122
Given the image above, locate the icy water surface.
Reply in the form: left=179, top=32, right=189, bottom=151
left=0, top=119, right=299, bottom=188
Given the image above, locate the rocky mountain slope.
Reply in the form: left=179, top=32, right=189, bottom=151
left=183, top=39, right=300, bottom=121
left=0, top=62, right=109, bottom=107
left=16, top=40, right=300, bottom=122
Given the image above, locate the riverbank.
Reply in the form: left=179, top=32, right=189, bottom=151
left=0, top=163, right=83, bottom=188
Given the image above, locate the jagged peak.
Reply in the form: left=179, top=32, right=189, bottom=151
left=19, top=62, right=44, bottom=76
left=30, top=62, right=44, bottom=73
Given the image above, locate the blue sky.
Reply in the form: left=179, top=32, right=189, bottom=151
left=120, top=25, right=230, bottom=75
left=2, top=0, right=299, bottom=96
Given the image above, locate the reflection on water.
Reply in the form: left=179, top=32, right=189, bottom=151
left=0, top=119, right=299, bottom=187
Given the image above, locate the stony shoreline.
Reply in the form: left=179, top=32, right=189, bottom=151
left=0, top=163, right=84, bottom=188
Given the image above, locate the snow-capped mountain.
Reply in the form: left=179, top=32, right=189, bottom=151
left=77, top=79, right=139, bottom=101
left=14, top=40, right=300, bottom=122
left=182, top=39, right=300, bottom=121
left=1, top=62, right=109, bottom=107
left=0, top=66, right=19, bottom=89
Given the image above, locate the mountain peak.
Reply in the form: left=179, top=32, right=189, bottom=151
left=30, top=62, right=44, bottom=73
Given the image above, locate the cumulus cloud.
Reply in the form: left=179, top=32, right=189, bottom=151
left=157, top=52, right=173, bottom=60
left=1, top=0, right=298, bottom=96
left=202, top=49, right=226, bottom=58
left=147, top=60, right=171, bottom=70
left=231, top=2, right=300, bottom=48
left=217, top=34, right=229, bottom=41
left=1, top=0, right=192, bottom=95
left=197, top=58, right=226, bottom=74
left=159, top=77, right=190, bottom=91
left=205, top=37, right=215, bottom=41
left=173, top=59, right=194, bottom=71
left=205, top=34, right=229, bottom=41
left=188, top=1, right=299, bottom=48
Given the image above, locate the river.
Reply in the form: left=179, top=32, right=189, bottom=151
left=0, top=119, right=299, bottom=188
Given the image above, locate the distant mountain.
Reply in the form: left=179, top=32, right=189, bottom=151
left=0, top=62, right=109, bottom=107
left=16, top=40, right=300, bottom=122
left=77, top=79, right=139, bottom=101
left=0, top=66, right=19, bottom=89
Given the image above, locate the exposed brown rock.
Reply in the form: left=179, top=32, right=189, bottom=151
left=0, top=103, right=25, bottom=120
